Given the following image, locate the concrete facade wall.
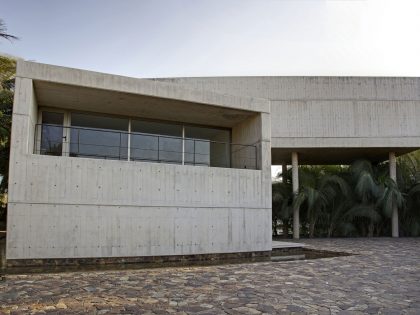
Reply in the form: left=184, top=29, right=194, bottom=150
left=157, top=77, right=420, bottom=149
left=7, top=64, right=272, bottom=260
left=7, top=155, right=270, bottom=259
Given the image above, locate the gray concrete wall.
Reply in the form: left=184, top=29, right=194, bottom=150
left=157, top=77, right=420, bottom=149
left=7, top=65, right=272, bottom=260
left=7, top=156, right=270, bottom=259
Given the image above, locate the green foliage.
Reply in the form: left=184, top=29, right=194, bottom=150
left=272, top=169, right=293, bottom=237
left=272, top=154, right=420, bottom=237
left=0, top=55, right=16, bottom=220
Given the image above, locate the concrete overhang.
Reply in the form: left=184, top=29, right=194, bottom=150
left=17, top=61, right=270, bottom=128
left=272, top=147, right=416, bottom=165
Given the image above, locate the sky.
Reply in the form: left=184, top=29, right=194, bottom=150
left=1, top=0, right=420, bottom=177
left=2, top=0, right=420, bottom=78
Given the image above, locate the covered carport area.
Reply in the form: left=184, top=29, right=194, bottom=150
left=272, top=146, right=419, bottom=239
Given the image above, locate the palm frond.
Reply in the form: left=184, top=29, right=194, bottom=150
left=350, top=159, right=374, bottom=178
left=355, top=171, right=380, bottom=202
left=346, top=205, right=382, bottom=223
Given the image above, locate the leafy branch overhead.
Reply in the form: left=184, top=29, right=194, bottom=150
left=0, top=19, right=19, bottom=42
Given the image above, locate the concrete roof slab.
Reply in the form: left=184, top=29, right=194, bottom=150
left=17, top=61, right=270, bottom=114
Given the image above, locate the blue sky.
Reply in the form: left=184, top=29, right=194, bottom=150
left=1, top=0, right=420, bottom=78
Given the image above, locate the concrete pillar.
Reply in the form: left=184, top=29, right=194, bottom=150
left=292, top=152, right=299, bottom=239
left=389, top=152, right=399, bottom=237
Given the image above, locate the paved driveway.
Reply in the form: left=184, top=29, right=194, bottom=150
left=1, top=238, right=419, bottom=314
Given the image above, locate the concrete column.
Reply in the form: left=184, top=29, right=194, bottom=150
left=389, top=152, right=399, bottom=237
left=292, top=152, right=299, bottom=239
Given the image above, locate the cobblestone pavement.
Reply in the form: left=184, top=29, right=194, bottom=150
left=1, top=238, right=419, bottom=314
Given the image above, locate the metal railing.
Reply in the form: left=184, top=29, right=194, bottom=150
left=34, top=124, right=258, bottom=170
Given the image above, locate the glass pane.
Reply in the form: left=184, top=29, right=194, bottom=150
left=70, top=113, right=128, bottom=160
left=185, top=139, right=210, bottom=166
left=131, top=120, right=182, bottom=136
left=159, top=137, right=182, bottom=163
left=131, top=119, right=182, bottom=163
left=185, top=126, right=230, bottom=167
left=71, top=113, right=128, bottom=131
left=130, top=133, right=158, bottom=161
left=40, top=112, right=64, bottom=156
left=184, top=139, right=194, bottom=164
left=70, top=128, right=127, bottom=160
left=43, top=112, right=64, bottom=125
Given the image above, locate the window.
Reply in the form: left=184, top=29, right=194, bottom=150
left=37, top=110, right=238, bottom=168
left=131, top=120, right=182, bottom=163
left=40, top=112, right=64, bottom=156
left=70, top=113, right=128, bottom=160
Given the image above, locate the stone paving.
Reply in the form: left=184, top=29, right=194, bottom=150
left=1, top=238, right=419, bottom=314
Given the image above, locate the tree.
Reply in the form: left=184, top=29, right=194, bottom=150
left=0, top=56, right=16, bottom=221
left=272, top=156, right=420, bottom=238
left=397, top=150, right=420, bottom=236
left=0, top=19, right=18, bottom=42
left=294, top=166, right=350, bottom=238
left=272, top=169, right=293, bottom=238
left=0, top=19, right=18, bottom=222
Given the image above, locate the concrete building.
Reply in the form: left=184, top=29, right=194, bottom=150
left=6, top=61, right=420, bottom=265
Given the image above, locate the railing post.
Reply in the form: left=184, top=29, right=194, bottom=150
left=193, top=140, right=196, bottom=165
left=77, top=129, right=80, bottom=156
left=62, top=113, right=71, bottom=157
left=230, top=144, right=233, bottom=168
left=157, top=136, right=160, bottom=162
left=127, top=118, right=131, bottom=161
left=182, top=125, right=185, bottom=165
left=118, top=132, right=121, bottom=160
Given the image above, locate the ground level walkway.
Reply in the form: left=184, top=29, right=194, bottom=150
left=1, top=238, right=419, bottom=314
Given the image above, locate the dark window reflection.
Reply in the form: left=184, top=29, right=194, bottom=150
left=40, top=112, right=64, bottom=156
left=70, top=113, right=128, bottom=160
left=38, top=112, right=235, bottom=167
left=70, top=128, right=128, bottom=160
left=131, top=120, right=182, bottom=163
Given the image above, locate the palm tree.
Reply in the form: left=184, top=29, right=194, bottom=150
left=402, top=183, right=420, bottom=236
left=345, top=159, right=406, bottom=237
left=0, top=19, right=18, bottom=41
left=294, top=166, right=351, bottom=238
left=324, top=189, right=355, bottom=237
left=397, top=151, right=420, bottom=236
left=272, top=177, right=293, bottom=238
left=346, top=160, right=382, bottom=236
